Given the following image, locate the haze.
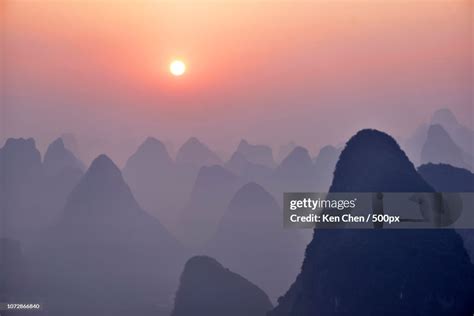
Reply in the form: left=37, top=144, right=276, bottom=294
left=1, top=0, right=472, bottom=164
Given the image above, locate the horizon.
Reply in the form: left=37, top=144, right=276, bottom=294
left=1, top=1, right=472, bottom=165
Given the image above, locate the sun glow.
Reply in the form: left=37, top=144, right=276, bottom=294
left=169, top=60, right=186, bottom=76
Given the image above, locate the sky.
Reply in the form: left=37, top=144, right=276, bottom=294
left=1, top=0, right=472, bottom=164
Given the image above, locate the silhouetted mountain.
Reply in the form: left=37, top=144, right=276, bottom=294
left=236, top=140, right=276, bottom=168
left=59, top=132, right=83, bottom=164
left=272, top=146, right=315, bottom=194
left=123, top=137, right=180, bottom=227
left=0, top=138, right=45, bottom=241
left=42, top=167, right=84, bottom=232
left=225, top=151, right=250, bottom=175
left=404, top=109, right=473, bottom=167
left=417, top=163, right=474, bottom=263
left=270, top=129, right=474, bottom=316
left=0, top=138, right=42, bottom=182
left=431, top=109, right=474, bottom=156
left=177, top=165, right=243, bottom=248
left=172, top=138, right=223, bottom=215
left=313, top=145, right=341, bottom=191
left=31, top=155, right=185, bottom=316
left=126, top=137, right=173, bottom=168
left=176, top=137, right=222, bottom=167
left=276, top=146, right=313, bottom=180
left=43, top=138, right=84, bottom=175
left=277, top=141, right=297, bottom=163
left=171, top=256, right=273, bottom=316
left=225, top=151, right=273, bottom=186
left=206, top=183, right=305, bottom=302
left=418, top=163, right=474, bottom=192
left=403, top=124, right=428, bottom=166
left=331, top=130, right=433, bottom=192
left=0, top=239, right=31, bottom=303
left=421, top=124, right=472, bottom=170
left=0, top=138, right=83, bottom=244
left=432, top=108, right=459, bottom=128
left=43, top=138, right=84, bottom=233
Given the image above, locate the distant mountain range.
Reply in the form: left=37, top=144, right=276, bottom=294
left=1, top=125, right=472, bottom=316
left=0, top=138, right=83, bottom=242
left=421, top=124, right=472, bottom=170
left=236, top=140, right=276, bottom=168
left=176, top=137, right=222, bottom=167
left=404, top=108, right=473, bottom=170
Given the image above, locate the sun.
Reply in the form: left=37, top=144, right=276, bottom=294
left=169, top=60, right=186, bottom=76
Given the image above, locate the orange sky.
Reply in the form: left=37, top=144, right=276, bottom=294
left=1, top=0, right=472, bottom=162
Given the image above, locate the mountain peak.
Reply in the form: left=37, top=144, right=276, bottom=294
left=78, top=154, right=124, bottom=193
left=49, top=137, right=65, bottom=150
left=184, top=255, right=224, bottom=271
left=238, top=139, right=249, bottom=147
left=4, top=137, right=36, bottom=149
left=142, top=136, right=167, bottom=150
left=172, top=255, right=273, bottom=316
left=2, top=138, right=39, bottom=159
left=180, top=137, right=206, bottom=150
left=131, top=137, right=172, bottom=163
left=88, top=154, right=120, bottom=176
left=187, top=137, right=201, bottom=145
left=0, top=137, right=42, bottom=170
left=431, top=108, right=459, bottom=126
left=63, top=153, right=137, bottom=218
left=229, top=182, right=277, bottom=212
left=44, top=137, right=84, bottom=174
left=273, top=146, right=316, bottom=192
left=176, top=137, right=221, bottom=166
left=315, top=145, right=340, bottom=161
left=236, top=139, right=275, bottom=167
left=280, top=146, right=311, bottom=167
left=330, top=129, right=433, bottom=192
left=421, top=124, right=469, bottom=169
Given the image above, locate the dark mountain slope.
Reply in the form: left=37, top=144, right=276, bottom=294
left=171, top=256, right=273, bottom=316
left=270, top=129, right=474, bottom=316
left=418, top=163, right=474, bottom=192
